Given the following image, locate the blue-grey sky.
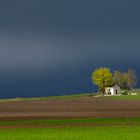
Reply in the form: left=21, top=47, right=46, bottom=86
left=0, top=0, right=140, bottom=98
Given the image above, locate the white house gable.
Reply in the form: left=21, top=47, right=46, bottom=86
left=105, top=84, right=121, bottom=95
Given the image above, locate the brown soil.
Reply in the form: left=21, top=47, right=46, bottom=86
left=0, top=96, right=140, bottom=121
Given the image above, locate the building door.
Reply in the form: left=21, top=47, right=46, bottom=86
left=116, top=89, right=117, bottom=95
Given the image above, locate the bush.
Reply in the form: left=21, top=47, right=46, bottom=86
left=121, top=90, right=129, bottom=95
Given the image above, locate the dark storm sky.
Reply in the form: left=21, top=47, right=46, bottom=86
left=0, top=0, right=140, bottom=98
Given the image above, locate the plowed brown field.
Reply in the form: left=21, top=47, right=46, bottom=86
left=0, top=96, right=140, bottom=121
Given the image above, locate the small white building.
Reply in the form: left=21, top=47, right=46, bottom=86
left=105, top=84, right=121, bottom=95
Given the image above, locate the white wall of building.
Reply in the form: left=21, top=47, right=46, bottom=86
left=105, top=84, right=121, bottom=95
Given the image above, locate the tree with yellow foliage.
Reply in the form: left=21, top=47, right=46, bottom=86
left=92, top=67, right=114, bottom=95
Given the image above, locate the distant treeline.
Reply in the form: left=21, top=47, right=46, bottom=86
left=92, top=67, right=137, bottom=93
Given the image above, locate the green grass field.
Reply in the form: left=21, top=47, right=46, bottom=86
left=0, top=118, right=140, bottom=126
left=0, top=118, right=139, bottom=140
left=104, top=94, right=140, bottom=100
left=0, top=126, right=139, bottom=140
left=0, top=93, right=92, bottom=102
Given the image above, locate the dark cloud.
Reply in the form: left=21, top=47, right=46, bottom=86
left=0, top=0, right=140, bottom=98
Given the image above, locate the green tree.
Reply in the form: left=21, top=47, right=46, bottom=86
left=114, top=71, right=128, bottom=89
left=114, top=70, right=122, bottom=87
left=92, top=67, right=114, bottom=95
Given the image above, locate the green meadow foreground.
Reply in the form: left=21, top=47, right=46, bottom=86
left=0, top=93, right=140, bottom=140
left=0, top=118, right=140, bottom=140
left=0, top=126, right=140, bottom=140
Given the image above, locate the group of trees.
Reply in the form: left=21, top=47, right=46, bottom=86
left=92, top=67, right=137, bottom=93
left=114, top=69, right=137, bottom=90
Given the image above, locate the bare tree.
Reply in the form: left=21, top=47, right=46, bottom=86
left=114, top=69, right=137, bottom=90
left=126, top=69, right=137, bottom=90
